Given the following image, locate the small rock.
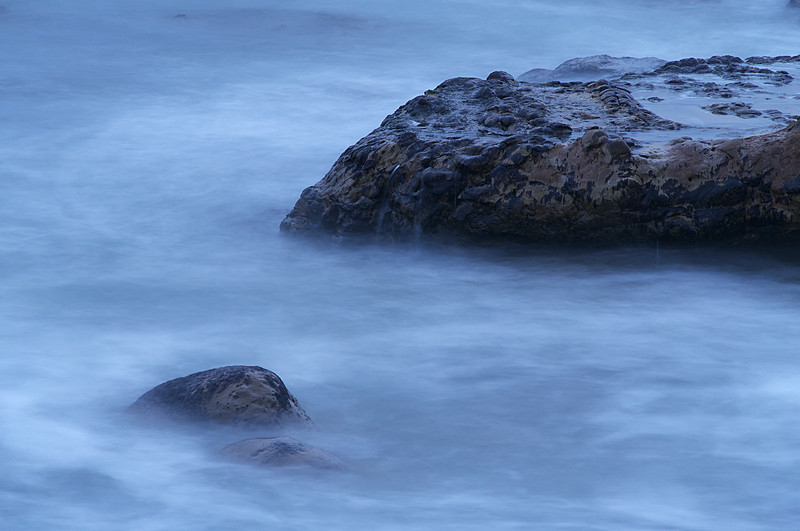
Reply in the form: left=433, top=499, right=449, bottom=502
left=602, top=138, right=632, bottom=160
left=221, top=437, right=346, bottom=470
left=702, top=102, right=763, bottom=118
left=486, top=71, right=515, bottom=83
left=581, top=128, right=608, bottom=150
left=129, top=366, right=311, bottom=427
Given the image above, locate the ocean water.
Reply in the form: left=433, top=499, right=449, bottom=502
left=1, top=1, right=800, bottom=529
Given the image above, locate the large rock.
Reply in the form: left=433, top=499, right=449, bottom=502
left=220, top=436, right=345, bottom=470
left=129, top=366, right=311, bottom=427
left=281, top=59, right=800, bottom=244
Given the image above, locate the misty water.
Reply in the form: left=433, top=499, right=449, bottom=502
left=1, top=1, right=800, bottom=529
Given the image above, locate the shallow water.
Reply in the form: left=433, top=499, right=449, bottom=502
left=1, top=1, right=800, bottom=529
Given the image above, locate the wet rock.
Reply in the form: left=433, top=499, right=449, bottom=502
left=653, top=55, right=792, bottom=85
left=281, top=54, right=800, bottom=245
left=703, top=102, right=762, bottom=118
left=581, top=128, right=608, bottom=150
left=519, top=55, right=666, bottom=83
left=618, top=53, right=798, bottom=126
left=220, top=436, right=345, bottom=470
left=129, top=366, right=311, bottom=427
left=602, top=137, right=632, bottom=161
left=486, top=70, right=515, bottom=83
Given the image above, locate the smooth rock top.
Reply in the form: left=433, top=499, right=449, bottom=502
left=519, top=54, right=667, bottom=83
left=129, top=365, right=311, bottom=427
left=220, top=436, right=345, bottom=470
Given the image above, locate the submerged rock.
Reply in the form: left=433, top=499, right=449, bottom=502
left=129, top=366, right=311, bottom=427
left=221, top=436, right=345, bottom=470
left=519, top=54, right=667, bottom=83
left=281, top=56, right=800, bottom=244
left=648, top=56, right=794, bottom=87
left=703, top=102, right=763, bottom=118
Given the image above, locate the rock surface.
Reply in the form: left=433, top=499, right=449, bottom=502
left=281, top=55, right=800, bottom=244
left=129, top=366, right=311, bottom=427
left=220, top=436, right=345, bottom=470
left=519, top=54, right=667, bottom=83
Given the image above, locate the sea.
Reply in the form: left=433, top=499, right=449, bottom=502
left=1, top=1, right=799, bottom=529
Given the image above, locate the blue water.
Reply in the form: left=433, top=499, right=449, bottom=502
left=1, top=1, right=800, bottom=529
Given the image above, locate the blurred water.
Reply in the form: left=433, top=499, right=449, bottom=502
left=1, top=0, right=800, bottom=529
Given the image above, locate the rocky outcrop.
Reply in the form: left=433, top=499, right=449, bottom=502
left=703, top=102, right=762, bottom=118
left=221, top=437, right=345, bottom=470
left=653, top=55, right=794, bottom=84
left=129, top=366, right=311, bottom=427
left=281, top=57, right=800, bottom=244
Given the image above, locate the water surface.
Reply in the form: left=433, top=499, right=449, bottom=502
left=1, top=1, right=799, bottom=529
